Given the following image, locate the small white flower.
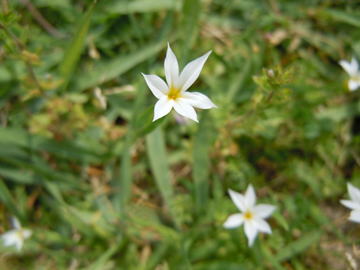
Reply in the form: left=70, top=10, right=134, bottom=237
left=1, top=217, right=32, bottom=251
left=142, top=43, right=217, bottom=122
left=339, top=58, right=360, bottom=91
left=340, top=183, right=360, bottom=223
left=223, top=185, right=276, bottom=247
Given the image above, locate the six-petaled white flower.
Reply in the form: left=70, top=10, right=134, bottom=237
left=142, top=43, right=217, bottom=122
left=340, top=183, right=360, bottom=223
left=339, top=58, right=360, bottom=91
left=1, top=217, right=32, bottom=251
left=223, top=185, right=276, bottom=247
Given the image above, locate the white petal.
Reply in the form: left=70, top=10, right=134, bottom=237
left=245, top=185, right=256, bottom=208
left=350, top=58, right=359, bottom=75
left=340, top=199, right=360, bottom=210
left=142, top=73, right=168, bottom=99
left=349, top=210, right=360, bottom=223
left=173, top=99, right=198, bottom=122
left=228, top=189, right=247, bottom=212
left=15, top=239, right=23, bottom=251
left=223, top=214, right=244, bottom=229
left=182, top=92, right=217, bottom=109
left=349, top=79, right=360, bottom=91
left=179, top=51, right=211, bottom=92
left=164, top=43, right=180, bottom=88
left=2, top=231, right=17, bottom=246
left=153, top=96, right=174, bottom=121
left=254, top=218, right=272, bottom=234
left=22, top=229, right=32, bottom=239
left=339, top=60, right=356, bottom=76
left=253, top=204, right=276, bottom=219
left=11, top=217, right=21, bottom=230
left=244, top=221, right=258, bottom=247
left=348, top=183, right=360, bottom=204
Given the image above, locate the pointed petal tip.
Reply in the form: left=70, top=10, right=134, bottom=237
left=227, top=189, right=235, bottom=196
left=202, top=50, right=212, bottom=59
left=153, top=114, right=162, bottom=122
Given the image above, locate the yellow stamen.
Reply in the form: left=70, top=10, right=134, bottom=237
left=167, top=86, right=181, bottom=100
left=244, top=211, right=253, bottom=220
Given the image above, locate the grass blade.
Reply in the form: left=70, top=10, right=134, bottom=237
left=100, top=0, right=179, bottom=15
left=180, top=0, right=200, bottom=53
left=192, top=112, right=216, bottom=213
left=146, top=127, right=177, bottom=226
left=59, top=1, right=96, bottom=91
left=74, top=41, right=166, bottom=91
left=275, top=231, right=322, bottom=262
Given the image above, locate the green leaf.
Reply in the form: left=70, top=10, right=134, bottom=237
left=180, top=0, right=201, bottom=52
left=87, top=244, right=120, bottom=270
left=0, top=167, right=35, bottom=184
left=113, top=85, right=147, bottom=215
left=59, top=1, right=96, bottom=90
left=100, top=0, right=179, bottom=15
left=275, top=231, right=322, bottom=262
left=227, top=58, right=252, bottom=101
left=132, top=106, right=167, bottom=140
left=146, top=127, right=178, bottom=226
left=74, top=41, right=166, bottom=91
left=0, top=179, right=19, bottom=215
left=324, top=9, right=360, bottom=27
left=128, top=204, right=180, bottom=241
left=192, top=112, right=216, bottom=213
left=0, top=127, right=103, bottom=163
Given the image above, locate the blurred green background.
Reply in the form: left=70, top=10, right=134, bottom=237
left=0, top=0, right=360, bottom=269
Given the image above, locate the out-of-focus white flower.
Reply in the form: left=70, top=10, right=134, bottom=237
left=340, top=183, right=360, bottom=223
left=1, top=217, right=32, bottom=251
left=223, top=185, right=276, bottom=247
left=142, top=43, right=216, bottom=122
left=339, top=58, right=360, bottom=91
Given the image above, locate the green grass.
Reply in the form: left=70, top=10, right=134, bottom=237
left=0, top=0, right=360, bottom=269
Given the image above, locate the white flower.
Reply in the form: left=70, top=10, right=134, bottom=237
left=142, top=44, right=217, bottom=122
left=1, top=217, right=32, bottom=251
left=223, top=185, right=276, bottom=247
left=340, top=183, right=360, bottom=223
left=339, top=58, right=360, bottom=91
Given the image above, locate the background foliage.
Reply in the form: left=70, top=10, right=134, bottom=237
left=0, top=0, right=360, bottom=269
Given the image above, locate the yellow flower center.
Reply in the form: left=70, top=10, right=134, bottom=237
left=244, top=211, right=253, bottom=220
left=352, top=75, right=360, bottom=83
left=16, top=230, right=25, bottom=240
left=167, top=86, right=182, bottom=100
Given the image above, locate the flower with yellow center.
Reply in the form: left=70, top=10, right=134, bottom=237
left=339, top=58, right=360, bottom=91
left=340, top=183, right=360, bottom=223
left=223, top=185, right=276, bottom=247
left=1, top=217, right=32, bottom=251
left=142, top=43, right=217, bottom=122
